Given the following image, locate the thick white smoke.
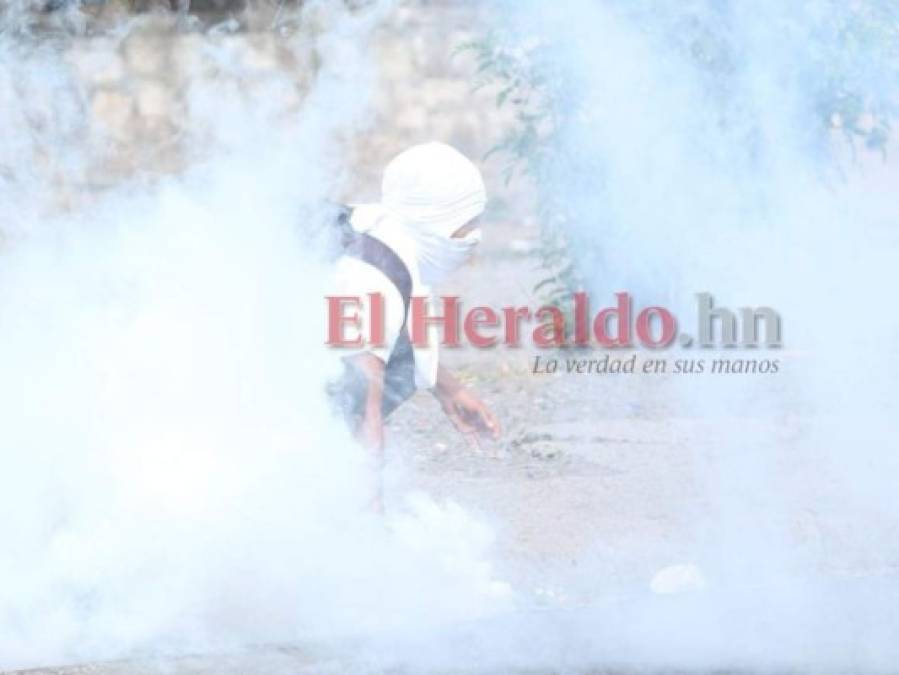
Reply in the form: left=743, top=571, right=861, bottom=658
left=4, top=0, right=899, bottom=672
left=0, top=2, right=510, bottom=670
left=459, top=0, right=899, bottom=671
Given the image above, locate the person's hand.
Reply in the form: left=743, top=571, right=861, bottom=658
left=436, top=386, right=501, bottom=449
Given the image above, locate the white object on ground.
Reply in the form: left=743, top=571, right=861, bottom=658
left=650, top=563, right=706, bottom=594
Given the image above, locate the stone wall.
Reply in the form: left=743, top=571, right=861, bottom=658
left=45, top=1, right=520, bottom=208
left=363, top=2, right=515, bottom=194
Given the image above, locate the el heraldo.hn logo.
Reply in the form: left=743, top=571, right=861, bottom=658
left=327, top=291, right=783, bottom=354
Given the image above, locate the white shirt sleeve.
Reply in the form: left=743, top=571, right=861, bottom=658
left=330, top=256, right=406, bottom=365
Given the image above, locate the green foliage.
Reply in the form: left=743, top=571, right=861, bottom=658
left=459, top=32, right=584, bottom=319
left=461, top=4, right=899, bottom=314
left=811, top=2, right=899, bottom=156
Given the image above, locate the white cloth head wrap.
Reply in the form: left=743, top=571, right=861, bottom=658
left=348, top=142, right=487, bottom=386
left=381, top=141, right=487, bottom=238
left=372, top=142, right=487, bottom=286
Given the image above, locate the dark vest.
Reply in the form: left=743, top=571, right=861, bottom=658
left=330, top=209, right=417, bottom=424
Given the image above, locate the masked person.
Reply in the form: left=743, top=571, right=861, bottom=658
left=330, top=142, right=501, bottom=463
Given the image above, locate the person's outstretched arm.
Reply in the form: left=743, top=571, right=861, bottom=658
left=431, top=365, right=501, bottom=449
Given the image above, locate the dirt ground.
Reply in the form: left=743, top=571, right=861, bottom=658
left=383, top=212, right=895, bottom=594
left=385, top=216, right=753, bottom=591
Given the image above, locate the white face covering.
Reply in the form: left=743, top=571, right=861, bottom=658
left=414, top=226, right=483, bottom=285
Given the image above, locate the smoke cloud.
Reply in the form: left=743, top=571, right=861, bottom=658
left=460, top=0, right=899, bottom=671
left=0, top=1, right=510, bottom=670
left=2, top=0, right=899, bottom=672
